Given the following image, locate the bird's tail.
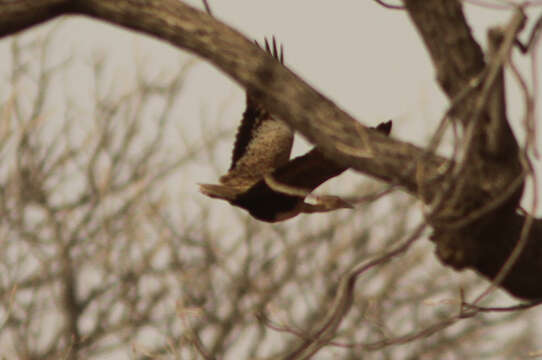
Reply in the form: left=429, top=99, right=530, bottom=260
left=199, top=183, right=239, bottom=201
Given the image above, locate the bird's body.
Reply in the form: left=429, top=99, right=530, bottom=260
left=200, top=38, right=392, bottom=222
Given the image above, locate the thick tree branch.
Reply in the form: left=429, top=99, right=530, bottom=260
left=0, top=0, right=540, bottom=300
left=0, top=0, right=71, bottom=35
left=404, top=0, right=486, bottom=97
left=0, top=0, right=448, bottom=200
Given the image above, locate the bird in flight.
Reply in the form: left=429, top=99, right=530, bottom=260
left=200, top=38, right=392, bottom=222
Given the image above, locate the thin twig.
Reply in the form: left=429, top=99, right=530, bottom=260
left=202, top=0, right=213, bottom=15
left=283, top=222, right=427, bottom=359
left=463, top=298, right=542, bottom=313
left=371, top=0, right=405, bottom=10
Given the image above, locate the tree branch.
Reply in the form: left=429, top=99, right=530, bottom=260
left=0, top=0, right=447, bottom=199
left=0, top=0, right=540, bottom=300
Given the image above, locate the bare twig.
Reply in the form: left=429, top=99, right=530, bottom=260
left=371, top=0, right=405, bottom=10
left=284, top=223, right=427, bottom=359
left=202, top=0, right=213, bottom=15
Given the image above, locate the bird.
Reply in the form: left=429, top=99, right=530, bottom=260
left=200, top=38, right=392, bottom=222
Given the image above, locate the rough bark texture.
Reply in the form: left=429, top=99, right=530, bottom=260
left=403, top=0, right=530, bottom=300
left=0, top=0, right=539, bottom=299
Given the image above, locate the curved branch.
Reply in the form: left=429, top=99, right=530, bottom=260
left=0, top=0, right=541, bottom=301
left=0, top=0, right=447, bottom=199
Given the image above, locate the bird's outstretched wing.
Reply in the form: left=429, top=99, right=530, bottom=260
left=221, top=38, right=293, bottom=187
left=229, top=37, right=284, bottom=171
left=265, top=120, right=393, bottom=194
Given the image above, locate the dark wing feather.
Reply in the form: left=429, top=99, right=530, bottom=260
left=229, top=100, right=265, bottom=170
left=271, top=148, right=346, bottom=192
left=229, top=37, right=285, bottom=170
left=269, top=121, right=393, bottom=191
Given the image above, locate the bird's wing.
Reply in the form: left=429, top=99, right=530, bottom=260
left=221, top=38, right=293, bottom=186
left=265, top=120, right=393, bottom=194
left=266, top=148, right=346, bottom=194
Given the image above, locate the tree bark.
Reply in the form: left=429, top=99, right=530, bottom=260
left=1, top=0, right=540, bottom=299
